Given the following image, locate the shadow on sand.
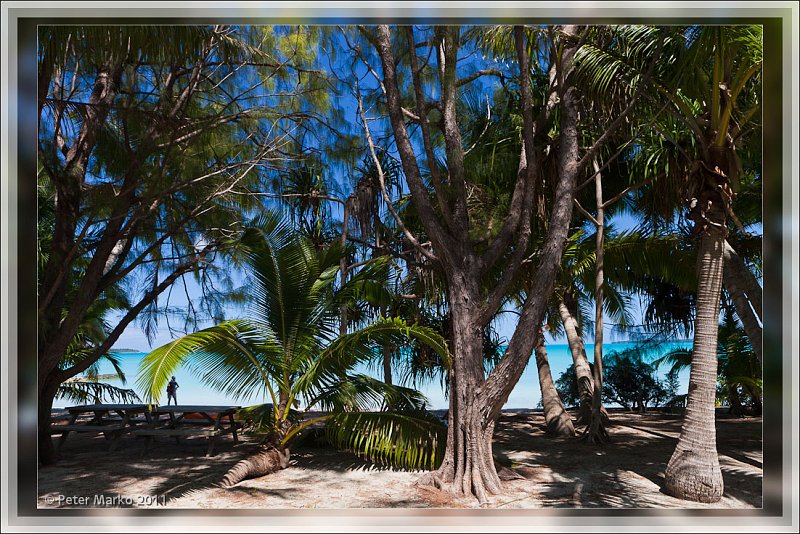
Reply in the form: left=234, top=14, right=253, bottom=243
left=39, top=411, right=762, bottom=508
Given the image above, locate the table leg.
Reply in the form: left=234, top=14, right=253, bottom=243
left=57, top=412, right=80, bottom=452
left=92, top=410, right=109, bottom=425
left=109, top=410, right=131, bottom=452
left=168, top=412, right=180, bottom=444
left=228, top=413, right=239, bottom=444
left=206, top=414, right=225, bottom=457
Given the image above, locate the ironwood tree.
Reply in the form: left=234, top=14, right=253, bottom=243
left=37, top=25, right=329, bottom=465
left=352, top=24, right=649, bottom=503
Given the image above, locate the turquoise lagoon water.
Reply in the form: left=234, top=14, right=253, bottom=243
left=61, top=341, right=692, bottom=410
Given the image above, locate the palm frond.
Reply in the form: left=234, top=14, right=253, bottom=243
left=293, top=317, right=448, bottom=403
left=56, top=381, right=142, bottom=405
left=136, top=319, right=278, bottom=404
left=325, top=411, right=445, bottom=470
left=652, top=348, right=693, bottom=377
left=309, top=374, right=430, bottom=413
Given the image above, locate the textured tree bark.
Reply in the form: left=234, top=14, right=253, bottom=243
left=664, top=229, right=725, bottom=502
left=418, top=274, right=503, bottom=504
left=219, top=447, right=291, bottom=488
left=723, top=240, right=761, bottom=319
left=722, top=240, right=763, bottom=365
left=665, top=167, right=726, bottom=502
left=373, top=24, right=583, bottom=503
left=534, top=329, right=575, bottom=437
left=37, top=376, right=61, bottom=465
left=557, top=300, right=594, bottom=423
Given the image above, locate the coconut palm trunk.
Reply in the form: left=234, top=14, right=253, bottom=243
left=534, top=328, right=575, bottom=436
left=585, top=159, right=609, bottom=443
left=557, top=299, right=594, bottom=423
left=220, top=447, right=291, bottom=488
left=722, top=240, right=763, bottom=365
left=382, top=344, right=394, bottom=386
left=665, top=163, right=727, bottom=503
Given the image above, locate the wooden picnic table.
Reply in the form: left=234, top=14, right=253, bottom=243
left=134, top=405, right=241, bottom=456
left=54, top=403, right=152, bottom=452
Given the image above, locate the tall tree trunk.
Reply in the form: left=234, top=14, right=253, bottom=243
left=665, top=175, right=726, bottom=502
left=534, top=328, right=574, bottom=437
left=423, top=275, right=503, bottom=504
left=557, top=300, right=594, bottom=423
left=722, top=240, right=763, bottom=365
left=585, top=159, right=609, bottom=443
left=723, top=240, right=762, bottom=319
left=374, top=24, right=584, bottom=503
left=382, top=344, right=393, bottom=386
left=339, top=200, right=351, bottom=337
left=38, top=374, right=61, bottom=465
left=38, top=57, right=127, bottom=466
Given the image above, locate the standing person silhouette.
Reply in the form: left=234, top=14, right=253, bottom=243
left=166, top=376, right=179, bottom=405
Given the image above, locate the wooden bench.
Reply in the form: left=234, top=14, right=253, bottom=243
left=52, top=423, right=127, bottom=450
left=174, top=419, right=243, bottom=430
left=133, top=427, right=225, bottom=456
left=133, top=428, right=222, bottom=437
left=99, top=416, right=151, bottom=425
left=55, top=404, right=152, bottom=453
left=57, top=424, right=125, bottom=433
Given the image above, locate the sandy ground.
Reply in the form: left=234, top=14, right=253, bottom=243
left=38, top=410, right=762, bottom=509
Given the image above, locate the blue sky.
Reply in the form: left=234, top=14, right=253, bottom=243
left=102, top=26, right=707, bottom=409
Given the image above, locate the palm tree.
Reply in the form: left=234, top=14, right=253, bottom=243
left=546, top=227, right=633, bottom=429
left=533, top=327, right=575, bottom=436
left=576, top=24, right=761, bottom=502
left=137, top=217, right=449, bottom=487
left=654, top=306, right=762, bottom=416
left=655, top=26, right=760, bottom=503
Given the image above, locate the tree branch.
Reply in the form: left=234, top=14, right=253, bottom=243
left=438, top=26, right=470, bottom=235
left=406, top=26, right=455, bottom=231
left=477, top=26, right=541, bottom=322
left=574, top=198, right=600, bottom=227
left=57, top=252, right=210, bottom=380
left=602, top=178, right=651, bottom=209
left=478, top=31, right=560, bottom=275
left=480, top=25, right=584, bottom=423
left=355, top=77, right=438, bottom=263
left=369, top=25, right=452, bottom=263
left=456, top=68, right=505, bottom=87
